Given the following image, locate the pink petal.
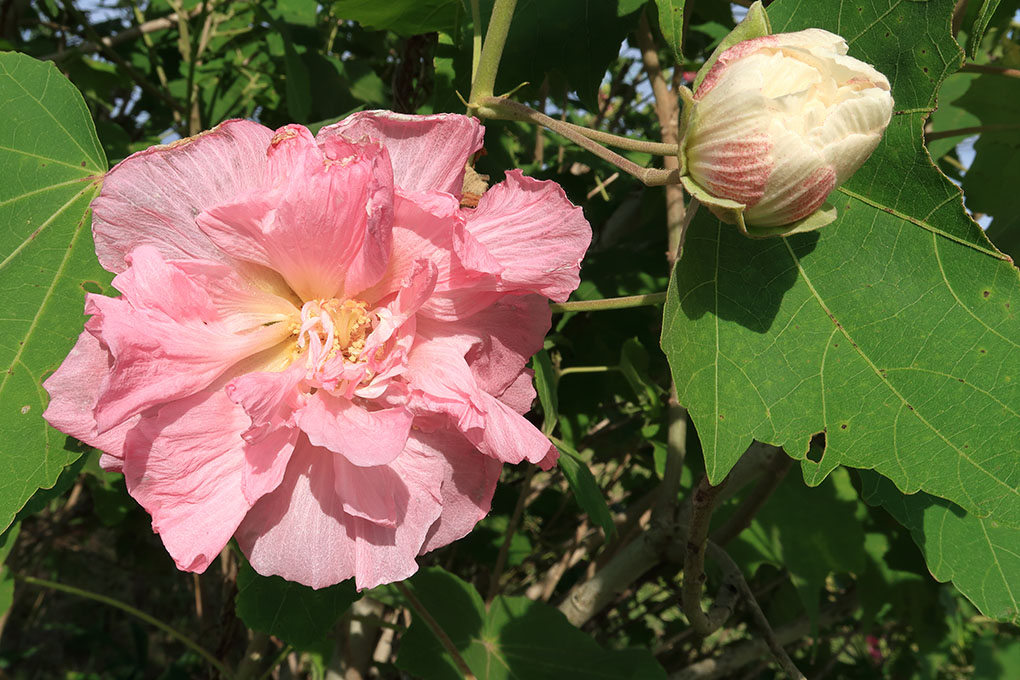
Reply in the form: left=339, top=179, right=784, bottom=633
left=242, top=426, right=299, bottom=505
left=92, top=119, right=273, bottom=273
left=413, top=427, right=502, bottom=553
left=319, top=111, right=485, bottom=195
left=294, top=392, right=413, bottom=467
left=333, top=454, right=410, bottom=528
left=196, top=125, right=394, bottom=301
left=363, top=191, right=501, bottom=320
left=463, top=170, right=591, bottom=301
left=87, top=249, right=290, bottom=432
left=226, top=362, right=306, bottom=442
left=42, top=330, right=138, bottom=459
left=417, top=293, right=550, bottom=397
left=122, top=389, right=254, bottom=573
left=236, top=440, right=444, bottom=590
left=407, top=338, right=551, bottom=465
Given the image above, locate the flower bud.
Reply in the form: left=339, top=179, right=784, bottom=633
left=679, top=28, right=894, bottom=236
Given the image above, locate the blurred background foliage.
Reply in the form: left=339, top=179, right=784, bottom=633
left=1, top=0, right=1019, bottom=678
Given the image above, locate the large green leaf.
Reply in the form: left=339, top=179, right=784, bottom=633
left=235, top=560, right=359, bottom=649
left=861, top=471, right=1020, bottom=625
left=396, top=567, right=665, bottom=680
left=661, top=0, right=1020, bottom=527
left=0, top=52, right=108, bottom=535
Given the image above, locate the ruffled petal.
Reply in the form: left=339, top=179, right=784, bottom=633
left=462, top=170, right=591, bottom=301
left=407, top=337, right=551, bottom=465
left=319, top=111, right=484, bottom=196
left=242, top=426, right=299, bottom=505
left=294, top=392, right=413, bottom=467
left=92, top=119, right=273, bottom=273
left=236, top=440, right=444, bottom=590
left=414, top=427, right=502, bottom=553
left=362, top=191, right=501, bottom=319
left=333, top=454, right=410, bottom=528
left=417, top=294, right=550, bottom=397
left=88, top=248, right=291, bottom=431
left=197, top=125, right=394, bottom=301
left=42, top=330, right=138, bottom=459
left=122, top=389, right=253, bottom=572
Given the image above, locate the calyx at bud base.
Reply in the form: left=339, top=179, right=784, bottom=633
left=676, top=1, right=894, bottom=239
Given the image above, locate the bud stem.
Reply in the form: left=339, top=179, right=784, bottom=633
left=477, top=97, right=680, bottom=186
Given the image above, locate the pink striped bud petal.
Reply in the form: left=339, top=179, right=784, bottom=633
left=679, top=23, right=893, bottom=238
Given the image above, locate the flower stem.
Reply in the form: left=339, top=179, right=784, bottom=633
left=469, top=0, right=483, bottom=83
left=468, top=0, right=518, bottom=106
left=559, top=121, right=679, bottom=156
left=14, top=573, right=233, bottom=678
left=550, top=292, right=667, bottom=313
left=477, top=97, right=680, bottom=186
left=395, top=581, right=477, bottom=680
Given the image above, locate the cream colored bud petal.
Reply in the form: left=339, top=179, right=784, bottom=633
left=743, top=123, right=834, bottom=227
left=774, top=28, right=848, bottom=54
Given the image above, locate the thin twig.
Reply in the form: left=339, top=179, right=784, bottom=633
left=41, top=8, right=199, bottom=61
left=14, top=573, right=232, bottom=678
left=550, top=292, right=667, bottom=313
left=925, top=123, right=1020, bottom=142
left=706, top=543, right=808, bottom=680
left=395, top=582, right=477, bottom=680
left=959, top=63, right=1020, bottom=79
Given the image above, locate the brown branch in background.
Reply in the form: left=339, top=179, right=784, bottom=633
left=952, top=0, right=969, bottom=37
left=670, top=590, right=859, bottom=680
left=959, top=62, right=1020, bottom=79
left=558, top=443, right=783, bottom=627
left=41, top=7, right=200, bottom=61
left=395, top=582, right=477, bottom=680
left=58, top=0, right=185, bottom=115
left=681, top=475, right=731, bottom=636
left=711, top=453, right=791, bottom=546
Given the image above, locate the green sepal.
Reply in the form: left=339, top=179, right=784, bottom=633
left=676, top=85, right=696, bottom=176
left=680, top=175, right=747, bottom=226
left=691, top=0, right=772, bottom=93
left=741, top=203, right=839, bottom=239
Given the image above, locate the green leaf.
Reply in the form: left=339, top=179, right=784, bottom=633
left=0, top=522, right=19, bottom=617
left=619, top=337, right=663, bottom=417
left=661, top=0, right=1020, bottom=528
left=970, top=0, right=1003, bottom=60
left=396, top=567, right=665, bottom=680
left=860, top=471, right=1020, bottom=625
left=235, top=559, right=359, bottom=649
left=655, top=0, right=687, bottom=62
left=973, top=635, right=1020, bottom=679
left=0, top=52, right=108, bottom=536
left=729, top=468, right=865, bottom=625
left=332, top=0, right=462, bottom=36
left=555, top=440, right=616, bottom=539
left=482, top=0, right=644, bottom=110
left=532, top=349, right=558, bottom=435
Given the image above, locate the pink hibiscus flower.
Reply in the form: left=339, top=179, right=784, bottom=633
left=43, top=112, right=591, bottom=590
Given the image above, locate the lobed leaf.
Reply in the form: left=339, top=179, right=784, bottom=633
left=235, top=559, right=359, bottom=649
left=396, top=567, right=664, bottom=680
left=661, top=0, right=1020, bottom=528
left=0, top=52, right=108, bottom=535
left=861, top=471, right=1020, bottom=625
